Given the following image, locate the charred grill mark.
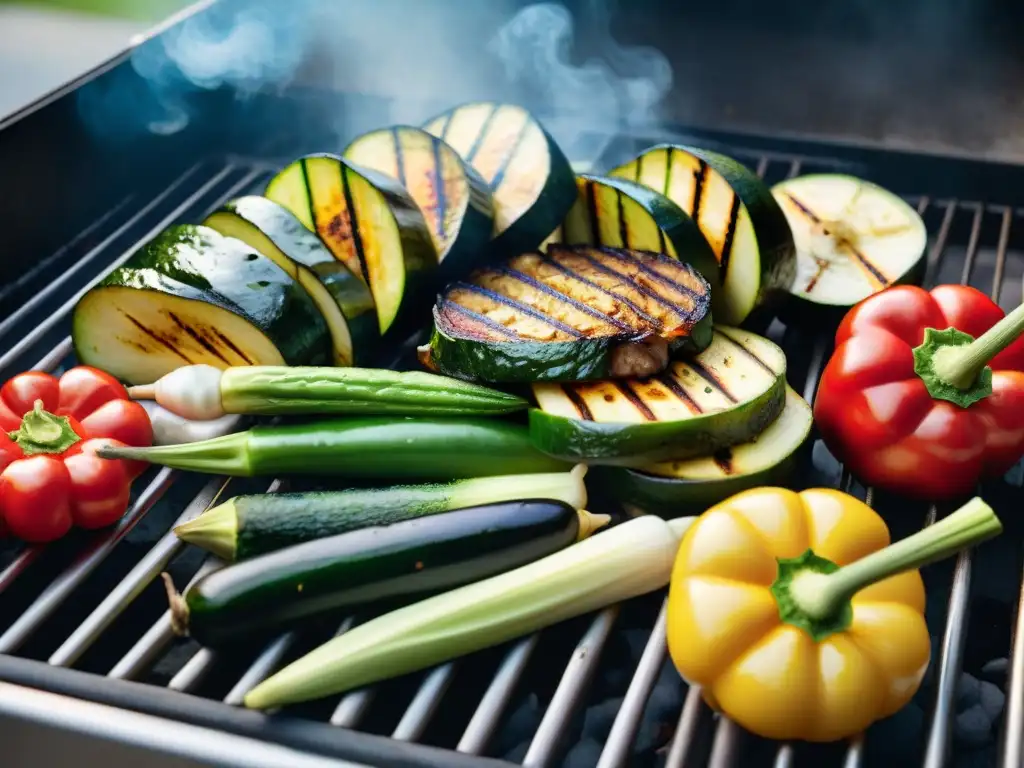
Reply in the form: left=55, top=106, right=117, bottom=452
left=561, top=385, right=594, bottom=420
left=617, top=190, right=630, bottom=249
left=443, top=303, right=520, bottom=339
left=430, top=138, right=448, bottom=241
left=213, top=331, right=256, bottom=365
left=453, top=282, right=584, bottom=337
left=166, top=312, right=230, bottom=364
left=340, top=168, right=371, bottom=286
left=489, top=116, right=530, bottom=190
left=663, top=147, right=674, bottom=197
left=586, top=181, right=601, bottom=246
left=714, top=329, right=779, bottom=376
left=656, top=373, right=702, bottom=413
left=720, top=192, right=742, bottom=277
left=603, top=249, right=701, bottom=300
left=692, top=160, right=708, bottom=224
left=464, top=104, right=499, bottom=164
left=634, top=154, right=643, bottom=183
left=712, top=448, right=734, bottom=475
left=544, top=256, right=662, bottom=330
left=391, top=128, right=407, bottom=188
left=686, top=361, right=738, bottom=403
left=783, top=193, right=889, bottom=288
left=571, top=249, right=691, bottom=317
left=121, top=313, right=193, bottom=364
left=614, top=381, right=657, bottom=421
left=299, top=159, right=316, bottom=225
left=495, top=267, right=633, bottom=332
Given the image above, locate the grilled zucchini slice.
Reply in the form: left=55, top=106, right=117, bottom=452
left=611, top=145, right=796, bottom=326
left=771, top=174, right=927, bottom=308
left=265, top=153, right=438, bottom=337
left=528, top=327, right=786, bottom=465
left=422, top=102, right=577, bottom=259
left=595, top=386, right=812, bottom=514
left=343, top=126, right=495, bottom=281
left=562, top=174, right=722, bottom=303
left=428, top=245, right=713, bottom=383
left=204, top=196, right=378, bottom=367
left=73, top=224, right=330, bottom=385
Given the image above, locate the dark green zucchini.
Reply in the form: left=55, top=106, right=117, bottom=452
left=593, top=386, right=812, bottom=514
left=264, top=153, right=438, bottom=337
left=528, top=326, right=786, bottom=465
left=72, top=224, right=330, bottom=386
left=204, top=196, right=378, bottom=367
left=561, top=174, right=722, bottom=303
left=427, top=245, right=712, bottom=384
left=98, top=416, right=571, bottom=480
left=611, top=145, right=797, bottom=326
left=343, top=126, right=495, bottom=281
left=174, top=465, right=589, bottom=561
left=422, top=102, right=577, bottom=259
left=164, top=500, right=608, bottom=647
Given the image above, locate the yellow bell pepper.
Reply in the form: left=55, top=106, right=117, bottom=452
left=666, top=487, right=1001, bottom=742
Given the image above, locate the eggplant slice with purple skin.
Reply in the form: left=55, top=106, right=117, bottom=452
left=426, top=244, right=713, bottom=384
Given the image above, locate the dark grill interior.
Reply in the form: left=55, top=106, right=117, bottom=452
left=3, top=4, right=1024, bottom=767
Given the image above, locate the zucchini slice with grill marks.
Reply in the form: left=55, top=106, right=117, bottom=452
left=204, top=196, right=378, bottom=367
left=73, top=224, right=330, bottom=386
left=610, top=145, right=796, bottom=326
left=771, top=174, right=927, bottom=308
left=343, top=126, right=495, bottom=281
left=422, top=102, right=576, bottom=258
left=428, top=245, right=713, bottom=383
left=562, top=174, right=722, bottom=304
left=528, top=326, right=786, bottom=465
left=595, top=386, right=811, bottom=514
left=264, top=153, right=438, bottom=337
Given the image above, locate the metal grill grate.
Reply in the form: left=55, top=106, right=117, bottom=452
left=0, top=135, right=1022, bottom=768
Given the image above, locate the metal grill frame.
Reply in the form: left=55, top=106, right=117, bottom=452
left=2, top=5, right=1024, bottom=768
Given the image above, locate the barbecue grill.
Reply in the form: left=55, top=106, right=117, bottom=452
left=1, top=1, right=1023, bottom=766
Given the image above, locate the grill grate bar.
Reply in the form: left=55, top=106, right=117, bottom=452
left=392, top=663, right=456, bottom=742
left=457, top=634, right=539, bottom=755
left=223, top=632, right=298, bottom=706
left=993, top=207, right=1012, bottom=301
left=595, top=599, right=670, bottom=768
left=959, top=204, right=985, bottom=285
left=0, top=468, right=178, bottom=653
left=844, top=736, right=865, bottom=767
left=0, top=164, right=255, bottom=378
left=329, top=617, right=373, bottom=728
left=1000, top=565, right=1024, bottom=768
left=922, top=201, right=957, bottom=287
left=48, top=477, right=227, bottom=667
left=665, top=686, right=706, bottom=768
left=523, top=606, right=620, bottom=767
left=0, top=548, right=41, bottom=595
left=168, top=647, right=216, bottom=692
left=707, top=717, right=743, bottom=768
left=109, top=557, right=221, bottom=681
left=31, top=337, right=74, bottom=372
left=774, top=745, right=794, bottom=768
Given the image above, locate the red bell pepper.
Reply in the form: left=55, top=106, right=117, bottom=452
left=0, top=366, right=153, bottom=542
left=814, top=284, right=1024, bottom=500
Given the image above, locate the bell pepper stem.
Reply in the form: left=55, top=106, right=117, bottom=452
left=7, top=399, right=81, bottom=456
left=789, top=497, right=1001, bottom=621
left=931, top=302, right=1024, bottom=389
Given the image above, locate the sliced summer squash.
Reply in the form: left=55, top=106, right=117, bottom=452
left=562, top=174, right=722, bottom=304
left=611, top=145, right=797, bottom=326
left=343, top=126, right=495, bottom=281
left=204, top=196, right=378, bottom=367
left=596, top=386, right=812, bottom=514
left=428, top=245, right=713, bottom=383
left=422, top=102, right=577, bottom=258
left=771, top=174, right=927, bottom=308
left=528, top=326, right=786, bottom=465
left=264, top=153, right=438, bottom=336
left=72, top=224, right=330, bottom=385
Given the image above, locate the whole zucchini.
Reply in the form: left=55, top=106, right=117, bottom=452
left=164, top=499, right=608, bottom=647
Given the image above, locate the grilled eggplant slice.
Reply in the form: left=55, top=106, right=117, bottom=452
left=771, top=174, right=927, bottom=308
left=422, top=102, right=577, bottom=259
left=595, top=386, right=812, bottom=514
left=73, top=224, right=329, bottom=385
left=343, top=126, right=495, bottom=282
left=204, top=196, right=378, bottom=367
left=428, top=245, right=713, bottom=383
left=611, top=145, right=797, bottom=326
left=528, top=327, right=786, bottom=465
left=562, top=174, right=722, bottom=303
left=265, top=153, right=438, bottom=337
